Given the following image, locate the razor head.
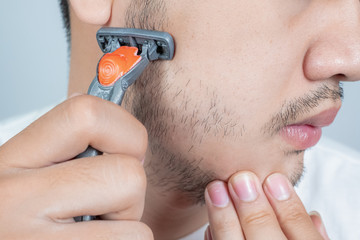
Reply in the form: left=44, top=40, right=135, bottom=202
left=96, top=28, right=175, bottom=60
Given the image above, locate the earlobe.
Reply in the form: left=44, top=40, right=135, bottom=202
left=69, top=0, right=113, bottom=25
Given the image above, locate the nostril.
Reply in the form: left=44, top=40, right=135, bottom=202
left=334, top=73, right=346, bottom=80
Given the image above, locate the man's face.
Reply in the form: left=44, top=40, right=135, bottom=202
left=126, top=0, right=355, bottom=203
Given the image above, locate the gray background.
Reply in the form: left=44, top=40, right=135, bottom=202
left=0, top=0, right=359, bottom=151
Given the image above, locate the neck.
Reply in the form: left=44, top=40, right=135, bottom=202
left=142, top=182, right=208, bottom=240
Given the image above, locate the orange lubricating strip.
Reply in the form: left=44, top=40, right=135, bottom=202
left=98, top=46, right=142, bottom=86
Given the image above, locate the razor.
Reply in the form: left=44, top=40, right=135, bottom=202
left=74, top=28, right=175, bottom=222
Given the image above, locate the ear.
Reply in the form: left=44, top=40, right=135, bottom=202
left=69, top=0, right=113, bottom=25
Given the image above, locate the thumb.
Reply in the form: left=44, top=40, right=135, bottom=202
left=204, top=225, right=213, bottom=240
left=309, top=211, right=330, bottom=240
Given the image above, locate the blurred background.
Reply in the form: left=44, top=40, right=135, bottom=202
left=0, top=0, right=359, bottom=151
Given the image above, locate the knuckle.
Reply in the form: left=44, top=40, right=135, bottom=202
left=280, top=205, right=308, bottom=224
left=63, top=95, right=102, bottom=132
left=243, top=210, right=274, bottom=227
left=124, top=114, right=148, bottom=158
left=111, top=155, right=147, bottom=196
left=213, top=216, right=240, bottom=234
left=127, top=159, right=147, bottom=194
left=136, top=222, right=154, bottom=240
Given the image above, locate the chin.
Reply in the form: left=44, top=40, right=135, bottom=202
left=205, top=143, right=307, bottom=187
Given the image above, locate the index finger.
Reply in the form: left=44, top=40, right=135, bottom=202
left=263, top=173, right=323, bottom=240
left=205, top=181, right=244, bottom=240
left=0, top=95, right=148, bottom=169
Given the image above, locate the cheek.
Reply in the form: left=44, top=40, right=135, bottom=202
left=158, top=0, right=310, bottom=182
left=165, top=0, right=307, bottom=131
left=166, top=44, right=286, bottom=137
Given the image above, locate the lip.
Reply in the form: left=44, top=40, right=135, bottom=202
left=296, top=108, right=341, bottom=127
left=280, top=108, right=340, bottom=150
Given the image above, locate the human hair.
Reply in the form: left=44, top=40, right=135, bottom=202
left=58, top=0, right=71, bottom=44
left=125, top=0, right=168, bottom=30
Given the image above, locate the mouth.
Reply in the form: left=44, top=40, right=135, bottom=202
left=280, top=107, right=340, bottom=150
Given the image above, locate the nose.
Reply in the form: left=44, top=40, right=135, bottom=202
left=303, top=1, right=360, bottom=82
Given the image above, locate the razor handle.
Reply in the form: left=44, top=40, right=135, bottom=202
left=73, top=28, right=174, bottom=222
left=75, top=46, right=148, bottom=158
left=73, top=46, right=150, bottom=222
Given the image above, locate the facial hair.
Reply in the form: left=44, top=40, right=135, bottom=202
left=124, top=59, right=343, bottom=205
left=123, top=2, right=344, bottom=205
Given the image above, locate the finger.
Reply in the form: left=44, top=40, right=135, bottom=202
left=0, top=95, right=148, bottom=169
left=228, top=171, right=287, bottom=239
left=310, top=211, right=330, bottom=240
left=205, top=181, right=244, bottom=240
left=204, top=225, right=213, bottom=240
left=16, top=154, right=146, bottom=221
left=38, top=221, right=154, bottom=240
left=263, top=173, right=323, bottom=240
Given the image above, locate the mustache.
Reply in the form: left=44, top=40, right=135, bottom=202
left=262, top=83, right=343, bottom=136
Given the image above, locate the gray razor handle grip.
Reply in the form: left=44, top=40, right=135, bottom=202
left=74, top=215, right=97, bottom=222
left=73, top=43, right=152, bottom=222
left=73, top=72, right=129, bottom=222
left=76, top=146, right=102, bottom=158
left=73, top=78, right=109, bottom=222
left=74, top=148, right=101, bottom=222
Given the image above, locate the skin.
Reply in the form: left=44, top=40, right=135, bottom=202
left=1, top=0, right=359, bottom=239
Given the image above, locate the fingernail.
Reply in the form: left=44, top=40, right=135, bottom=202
left=231, top=172, right=259, bottom=202
left=265, top=173, right=291, bottom=201
left=309, top=211, right=321, bottom=218
left=207, top=181, right=229, bottom=208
